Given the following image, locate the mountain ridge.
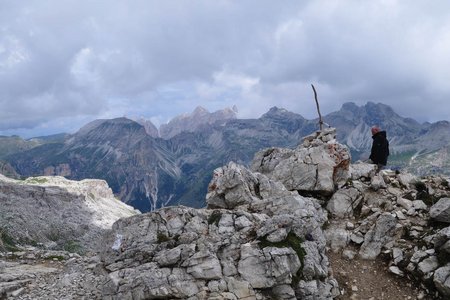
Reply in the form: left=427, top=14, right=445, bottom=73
left=2, top=102, right=449, bottom=211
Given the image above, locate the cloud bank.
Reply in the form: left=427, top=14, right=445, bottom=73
left=1, top=0, right=450, bottom=137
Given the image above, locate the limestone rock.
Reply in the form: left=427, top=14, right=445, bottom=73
left=296, top=278, right=339, bottom=300
left=397, top=197, right=413, bottom=210
left=360, top=213, right=398, bottom=259
left=326, top=187, right=363, bottom=218
left=434, top=264, right=450, bottom=297
left=98, top=163, right=334, bottom=299
left=370, top=173, right=387, bottom=190
left=412, top=200, right=428, bottom=211
left=397, top=173, right=417, bottom=188
left=325, top=225, right=349, bottom=253
left=349, top=162, right=377, bottom=180
left=0, top=174, right=138, bottom=252
left=206, top=162, right=294, bottom=209
left=433, top=226, right=450, bottom=251
left=389, top=266, right=404, bottom=277
left=430, top=198, right=450, bottom=223
left=417, top=256, right=439, bottom=275
left=251, top=128, right=350, bottom=194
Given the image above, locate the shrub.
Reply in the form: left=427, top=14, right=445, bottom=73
left=26, top=177, right=48, bottom=184
left=0, top=227, right=19, bottom=252
left=64, top=240, right=83, bottom=254
left=208, top=211, right=222, bottom=226
left=157, top=232, right=170, bottom=243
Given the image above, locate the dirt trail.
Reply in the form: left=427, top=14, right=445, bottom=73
left=328, top=251, right=437, bottom=300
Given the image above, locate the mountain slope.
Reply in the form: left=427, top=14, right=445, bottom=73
left=323, top=102, right=450, bottom=173
left=7, top=118, right=182, bottom=212
left=3, top=102, right=449, bottom=211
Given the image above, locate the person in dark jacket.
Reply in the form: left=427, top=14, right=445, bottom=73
left=369, top=126, right=389, bottom=173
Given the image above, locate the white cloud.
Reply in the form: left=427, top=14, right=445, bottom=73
left=1, top=0, right=450, bottom=137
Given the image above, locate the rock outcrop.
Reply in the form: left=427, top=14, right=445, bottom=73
left=94, top=128, right=352, bottom=299
left=251, top=128, right=351, bottom=196
left=430, top=197, right=450, bottom=223
left=323, top=168, right=450, bottom=298
left=99, top=160, right=338, bottom=299
left=0, top=174, right=139, bottom=253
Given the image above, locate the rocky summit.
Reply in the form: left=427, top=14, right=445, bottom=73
left=1, top=127, right=450, bottom=299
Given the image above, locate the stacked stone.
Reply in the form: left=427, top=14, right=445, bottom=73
left=251, top=127, right=351, bottom=195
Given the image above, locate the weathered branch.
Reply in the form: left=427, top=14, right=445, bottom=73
left=311, top=84, right=323, bottom=131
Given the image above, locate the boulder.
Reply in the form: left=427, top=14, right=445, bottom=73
left=326, top=187, right=363, bottom=218
left=417, top=256, right=439, bottom=276
left=397, top=173, right=417, bottom=188
left=251, top=128, right=350, bottom=195
left=324, top=225, right=349, bottom=253
left=370, top=173, right=387, bottom=190
left=434, top=264, right=450, bottom=297
left=433, top=226, right=450, bottom=250
left=349, top=162, right=377, bottom=180
left=430, top=198, right=450, bottom=223
left=359, top=213, right=398, bottom=260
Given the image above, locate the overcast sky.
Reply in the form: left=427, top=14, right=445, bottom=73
left=1, top=0, right=450, bottom=138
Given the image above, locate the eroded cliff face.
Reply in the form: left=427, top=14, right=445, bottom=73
left=0, top=174, right=139, bottom=253
left=159, top=106, right=238, bottom=139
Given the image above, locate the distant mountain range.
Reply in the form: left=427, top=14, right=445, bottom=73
left=1, top=103, right=449, bottom=211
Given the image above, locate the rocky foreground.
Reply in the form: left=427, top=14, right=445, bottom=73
left=1, top=128, right=450, bottom=299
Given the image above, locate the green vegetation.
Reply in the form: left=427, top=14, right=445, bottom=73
left=64, top=240, right=83, bottom=254
left=208, top=211, right=222, bottom=226
left=258, top=232, right=306, bottom=284
left=157, top=232, right=171, bottom=243
left=45, top=255, right=65, bottom=261
left=0, top=227, right=19, bottom=252
left=26, top=177, right=48, bottom=184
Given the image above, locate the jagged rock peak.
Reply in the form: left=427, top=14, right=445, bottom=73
left=340, top=101, right=359, bottom=112
left=160, top=106, right=238, bottom=139
left=134, top=117, right=159, bottom=138
left=262, top=106, right=305, bottom=119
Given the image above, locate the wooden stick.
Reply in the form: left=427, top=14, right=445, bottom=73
left=311, top=84, right=323, bottom=131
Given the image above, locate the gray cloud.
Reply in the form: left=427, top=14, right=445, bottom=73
left=1, top=0, right=450, bottom=137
